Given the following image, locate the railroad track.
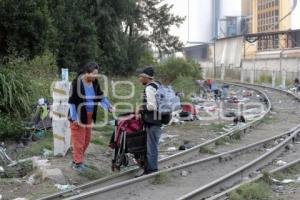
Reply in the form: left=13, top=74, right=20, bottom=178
left=176, top=82, right=300, bottom=200
left=207, top=155, right=300, bottom=200
left=41, top=82, right=300, bottom=200
left=64, top=125, right=300, bottom=200
left=39, top=83, right=271, bottom=200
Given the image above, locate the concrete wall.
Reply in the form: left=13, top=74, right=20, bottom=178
left=242, top=57, right=300, bottom=72
left=215, top=36, right=244, bottom=68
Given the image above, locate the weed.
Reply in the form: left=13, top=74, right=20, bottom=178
left=230, top=131, right=241, bottom=140
left=199, top=147, right=216, bottom=155
left=208, top=123, right=225, bottom=132
left=15, top=131, right=53, bottom=160
left=152, top=171, right=169, bottom=185
left=229, top=181, right=271, bottom=200
left=215, top=136, right=230, bottom=146
left=91, top=138, right=107, bottom=146
left=3, top=160, right=33, bottom=178
left=79, top=167, right=109, bottom=180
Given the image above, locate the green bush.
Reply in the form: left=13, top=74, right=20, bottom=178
left=0, top=113, right=26, bottom=139
left=172, top=76, right=198, bottom=101
left=0, top=66, right=32, bottom=139
left=0, top=67, right=31, bottom=116
left=0, top=52, right=58, bottom=139
left=156, top=57, right=201, bottom=83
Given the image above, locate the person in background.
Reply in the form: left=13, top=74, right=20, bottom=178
left=211, top=80, right=219, bottom=100
left=136, top=67, right=162, bottom=177
left=294, top=78, right=300, bottom=92
left=68, top=62, right=113, bottom=172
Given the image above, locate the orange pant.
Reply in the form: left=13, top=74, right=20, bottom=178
left=70, top=112, right=93, bottom=164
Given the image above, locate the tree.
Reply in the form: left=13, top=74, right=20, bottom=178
left=0, top=0, right=185, bottom=75
left=48, top=0, right=99, bottom=71
left=0, top=0, right=55, bottom=59
left=135, top=0, right=185, bottom=58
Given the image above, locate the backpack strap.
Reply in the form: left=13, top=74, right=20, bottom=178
left=147, top=82, right=159, bottom=90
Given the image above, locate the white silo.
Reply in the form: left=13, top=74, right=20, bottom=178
left=219, top=0, right=242, bottom=18
left=188, top=0, right=213, bottom=43
left=291, top=0, right=300, bottom=30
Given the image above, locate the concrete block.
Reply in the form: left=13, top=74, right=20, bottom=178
left=42, top=168, right=66, bottom=184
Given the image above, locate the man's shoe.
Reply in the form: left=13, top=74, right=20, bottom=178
left=135, top=168, right=145, bottom=177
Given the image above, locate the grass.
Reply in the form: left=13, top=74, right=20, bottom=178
left=15, top=130, right=53, bottom=160
left=207, top=123, right=225, bottom=132
left=271, top=163, right=300, bottom=181
left=215, top=136, right=231, bottom=146
left=229, top=181, right=271, bottom=200
left=260, top=115, right=279, bottom=124
left=79, top=166, right=109, bottom=180
left=3, top=160, right=33, bottom=178
left=93, top=125, right=114, bottom=133
left=152, top=171, right=170, bottom=185
left=230, top=131, right=241, bottom=140
left=199, top=146, right=216, bottom=155
left=91, top=138, right=107, bottom=146
left=256, top=74, right=272, bottom=84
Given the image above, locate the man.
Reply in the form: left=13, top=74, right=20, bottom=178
left=137, top=67, right=162, bottom=176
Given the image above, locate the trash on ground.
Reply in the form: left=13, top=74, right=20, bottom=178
left=281, top=179, right=295, bottom=184
left=43, top=148, right=53, bottom=157
left=54, top=184, right=76, bottom=191
left=242, top=90, right=253, bottom=97
left=32, top=157, right=50, bottom=169
left=0, top=144, right=14, bottom=164
left=224, top=111, right=236, bottom=118
left=180, top=170, right=189, bottom=177
left=161, top=133, right=179, bottom=139
left=0, top=166, right=4, bottom=173
left=178, top=143, right=194, bottom=151
left=276, top=160, right=287, bottom=166
left=271, top=177, right=297, bottom=185
left=26, top=174, right=36, bottom=185
left=8, top=157, right=33, bottom=167
left=226, top=96, right=239, bottom=103
left=167, top=147, right=176, bottom=152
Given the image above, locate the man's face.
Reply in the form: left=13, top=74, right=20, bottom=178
left=138, top=75, right=148, bottom=85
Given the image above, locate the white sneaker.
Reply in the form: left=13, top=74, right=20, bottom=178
left=135, top=168, right=145, bottom=177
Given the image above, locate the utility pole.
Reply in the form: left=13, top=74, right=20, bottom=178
left=214, top=38, right=216, bottom=79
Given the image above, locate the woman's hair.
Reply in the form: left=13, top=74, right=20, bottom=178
left=78, top=62, right=99, bottom=76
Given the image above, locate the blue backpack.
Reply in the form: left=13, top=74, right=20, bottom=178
left=154, top=83, right=181, bottom=124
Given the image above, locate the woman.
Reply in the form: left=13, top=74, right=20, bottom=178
left=68, top=62, right=112, bottom=172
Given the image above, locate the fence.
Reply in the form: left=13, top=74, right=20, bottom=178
left=203, top=67, right=300, bottom=88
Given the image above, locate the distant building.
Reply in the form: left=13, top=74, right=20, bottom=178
left=179, top=0, right=243, bottom=62
left=198, top=0, right=300, bottom=72
left=242, top=0, right=300, bottom=55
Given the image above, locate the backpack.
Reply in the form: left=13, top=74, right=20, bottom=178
left=154, top=83, right=181, bottom=124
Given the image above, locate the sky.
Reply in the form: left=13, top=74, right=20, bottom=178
left=165, top=0, right=189, bottom=45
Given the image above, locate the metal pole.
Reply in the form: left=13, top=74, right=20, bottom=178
left=280, top=50, right=282, bottom=74
left=187, top=0, right=190, bottom=42
left=297, top=57, right=300, bottom=78
left=214, top=39, right=216, bottom=79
